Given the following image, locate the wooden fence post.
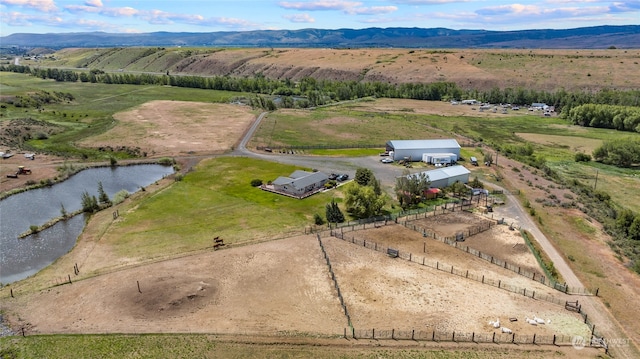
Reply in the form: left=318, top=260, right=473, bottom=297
left=412, top=329, right=415, bottom=340
left=137, top=280, right=142, bottom=293
left=68, top=274, right=72, bottom=284
left=533, top=333, right=536, bottom=344
left=553, top=334, right=556, bottom=345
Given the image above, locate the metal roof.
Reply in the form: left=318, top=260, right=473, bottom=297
left=273, top=171, right=328, bottom=189
left=408, top=165, right=470, bottom=182
left=387, top=139, right=460, bottom=150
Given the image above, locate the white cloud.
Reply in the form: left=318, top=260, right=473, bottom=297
left=283, top=13, right=316, bottom=23
left=84, top=0, right=102, bottom=7
left=392, top=0, right=470, bottom=4
left=0, top=0, right=57, bottom=13
left=347, top=5, right=398, bottom=15
left=278, top=0, right=362, bottom=11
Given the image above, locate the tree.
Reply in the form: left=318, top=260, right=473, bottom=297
left=97, top=181, right=111, bottom=206
left=448, top=181, right=470, bottom=197
left=60, top=203, right=68, bottom=218
left=483, top=152, right=493, bottom=165
left=470, top=176, right=483, bottom=188
left=629, top=216, right=640, bottom=241
left=81, top=191, right=99, bottom=213
left=344, top=182, right=386, bottom=219
left=354, top=168, right=373, bottom=186
left=395, top=170, right=430, bottom=209
left=325, top=199, right=345, bottom=223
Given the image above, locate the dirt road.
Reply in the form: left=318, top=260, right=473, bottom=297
left=491, top=179, right=637, bottom=358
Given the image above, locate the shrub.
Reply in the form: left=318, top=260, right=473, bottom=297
left=574, top=152, right=591, bottom=162
left=112, top=190, right=130, bottom=205
left=314, top=213, right=325, bottom=225
left=158, top=157, right=175, bottom=166
left=250, top=179, right=263, bottom=187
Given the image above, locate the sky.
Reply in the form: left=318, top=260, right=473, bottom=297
left=1, top=0, right=639, bottom=36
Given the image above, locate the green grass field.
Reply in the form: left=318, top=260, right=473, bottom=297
left=0, top=73, right=246, bottom=158
left=0, top=334, right=580, bottom=359
left=102, top=157, right=339, bottom=261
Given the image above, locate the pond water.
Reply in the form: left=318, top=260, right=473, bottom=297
left=0, top=164, right=174, bottom=284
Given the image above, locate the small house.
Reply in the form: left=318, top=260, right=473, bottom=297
left=272, top=170, right=329, bottom=197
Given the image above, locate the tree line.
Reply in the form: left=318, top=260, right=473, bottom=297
left=566, top=104, right=640, bottom=133
left=2, top=64, right=639, bottom=112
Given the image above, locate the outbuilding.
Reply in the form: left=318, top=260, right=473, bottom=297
left=404, top=165, right=470, bottom=188
left=386, top=139, right=461, bottom=162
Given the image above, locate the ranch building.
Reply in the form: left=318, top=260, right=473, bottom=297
left=271, top=170, right=329, bottom=197
left=403, top=165, right=471, bottom=189
left=385, top=139, right=461, bottom=162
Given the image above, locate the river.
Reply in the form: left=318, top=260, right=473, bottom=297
left=0, top=164, right=174, bottom=284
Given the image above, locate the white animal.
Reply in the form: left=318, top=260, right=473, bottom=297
left=534, top=316, right=545, bottom=324
left=501, top=327, right=512, bottom=334
left=525, top=317, right=538, bottom=325
left=493, top=318, right=500, bottom=328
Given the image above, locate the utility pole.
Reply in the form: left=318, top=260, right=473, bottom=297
left=594, top=169, right=599, bottom=190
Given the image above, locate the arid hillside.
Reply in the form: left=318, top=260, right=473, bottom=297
left=28, top=47, right=640, bottom=92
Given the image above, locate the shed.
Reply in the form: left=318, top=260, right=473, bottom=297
left=386, top=139, right=461, bottom=162
left=404, top=165, right=470, bottom=188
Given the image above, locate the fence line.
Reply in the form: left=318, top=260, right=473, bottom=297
left=329, top=231, right=608, bottom=353
left=330, top=230, right=571, bottom=307
left=316, top=234, right=351, bottom=327
left=331, top=212, right=598, bottom=296
left=346, top=327, right=606, bottom=352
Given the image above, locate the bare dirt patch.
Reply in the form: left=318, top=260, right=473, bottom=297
left=78, top=100, right=256, bottom=157
left=322, top=235, right=589, bottom=338
left=4, top=236, right=346, bottom=335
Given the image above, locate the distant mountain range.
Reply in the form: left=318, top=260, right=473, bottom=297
left=2, top=25, right=639, bottom=49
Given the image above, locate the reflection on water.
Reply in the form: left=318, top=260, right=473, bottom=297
left=0, top=164, right=174, bottom=284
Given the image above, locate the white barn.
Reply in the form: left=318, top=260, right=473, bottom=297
left=405, top=165, right=471, bottom=188
left=386, top=139, right=461, bottom=162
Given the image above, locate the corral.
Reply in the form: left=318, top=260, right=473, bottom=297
left=4, top=210, right=592, bottom=349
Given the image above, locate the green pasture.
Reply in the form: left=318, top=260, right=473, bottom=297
left=0, top=73, right=249, bottom=158
left=0, top=334, right=574, bottom=359
left=103, top=157, right=339, bottom=261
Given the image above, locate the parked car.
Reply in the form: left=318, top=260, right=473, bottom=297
left=380, top=158, right=393, bottom=163
left=337, top=174, right=349, bottom=181
left=328, top=173, right=338, bottom=180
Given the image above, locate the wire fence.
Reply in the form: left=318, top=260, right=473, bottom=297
left=345, top=327, right=607, bottom=351
left=328, top=230, right=608, bottom=353
left=331, top=230, right=570, bottom=307
left=329, top=208, right=599, bottom=297
left=316, top=234, right=351, bottom=327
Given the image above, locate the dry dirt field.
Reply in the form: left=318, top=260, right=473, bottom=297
left=78, top=100, right=256, bottom=158
left=3, top=225, right=591, bottom=341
